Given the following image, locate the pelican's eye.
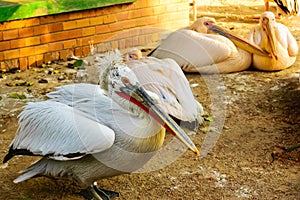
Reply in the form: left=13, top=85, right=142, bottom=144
left=204, top=22, right=209, bottom=26
left=121, top=77, right=131, bottom=86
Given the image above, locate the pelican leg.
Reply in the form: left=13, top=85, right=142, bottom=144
left=79, top=182, right=119, bottom=200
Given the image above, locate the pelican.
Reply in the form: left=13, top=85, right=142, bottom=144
left=248, top=11, right=298, bottom=71
left=124, top=48, right=204, bottom=130
left=148, top=17, right=254, bottom=74
left=3, top=50, right=199, bottom=200
left=264, top=0, right=299, bottom=16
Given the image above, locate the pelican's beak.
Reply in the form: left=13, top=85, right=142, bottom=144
left=117, top=78, right=200, bottom=156
left=262, top=17, right=278, bottom=60
left=207, top=24, right=270, bottom=57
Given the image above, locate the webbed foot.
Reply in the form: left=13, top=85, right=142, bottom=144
left=79, top=182, right=119, bottom=200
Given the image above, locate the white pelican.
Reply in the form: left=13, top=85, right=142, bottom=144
left=3, top=50, right=199, bottom=200
left=125, top=48, right=204, bottom=130
left=148, top=17, right=254, bottom=74
left=264, top=0, right=299, bottom=16
left=248, top=11, right=298, bottom=71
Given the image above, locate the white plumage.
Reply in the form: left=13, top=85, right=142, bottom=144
left=125, top=48, right=203, bottom=124
left=248, top=11, right=298, bottom=71
left=149, top=17, right=252, bottom=74
left=4, top=50, right=199, bottom=200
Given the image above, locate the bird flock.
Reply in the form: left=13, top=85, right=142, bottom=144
left=2, top=4, right=299, bottom=200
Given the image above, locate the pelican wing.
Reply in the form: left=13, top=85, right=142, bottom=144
left=149, top=29, right=233, bottom=71
left=248, top=25, right=262, bottom=45
left=275, top=23, right=299, bottom=57
left=8, top=85, right=115, bottom=160
left=126, top=57, right=202, bottom=122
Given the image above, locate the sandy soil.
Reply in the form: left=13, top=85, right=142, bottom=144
left=0, top=0, right=299, bottom=199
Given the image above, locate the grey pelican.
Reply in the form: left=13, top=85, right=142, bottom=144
left=3, top=50, right=199, bottom=200
left=148, top=17, right=254, bottom=74
left=264, top=0, right=299, bottom=16
left=125, top=48, right=204, bottom=130
left=248, top=11, right=298, bottom=71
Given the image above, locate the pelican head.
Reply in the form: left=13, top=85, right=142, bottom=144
left=188, top=16, right=217, bottom=33
left=202, top=17, right=270, bottom=57
left=97, top=50, right=200, bottom=156
left=260, top=11, right=278, bottom=60
left=124, top=48, right=143, bottom=61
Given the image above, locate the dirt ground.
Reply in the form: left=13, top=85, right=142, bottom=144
left=0, top=0, right=299, bottom=199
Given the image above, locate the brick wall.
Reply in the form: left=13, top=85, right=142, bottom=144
left=0, top=0, right=190, bottom=70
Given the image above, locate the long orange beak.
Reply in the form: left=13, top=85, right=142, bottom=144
left=117, top=79, right=200, bottom=156
left=207, top=24, right=270, bottom=57
left=262, top=17, right=278, bottom=60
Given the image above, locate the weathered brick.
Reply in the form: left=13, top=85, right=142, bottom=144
left=69, top=29, right=82, bottom=39
left=63, top=39, right=77, bottom=49
left=108, top=23, right=122, bottom=32
left=118, top=39, right=126, bottom=49
left=44, top=53, right=52, bottom=64
left=90, top=16, right=104, bottom=26
left=103, top=15, right=117, bottom=24
left=74, top=47, right=83, bottom=57
left=59, top=50, right=68, bottom=61
left=0, top=32, right=2, bottom=41
left=138, top=35, right=146, bottom=45
left=82, top=27, right=95, bottom=36
left=134, top=0, right=148, bottom=8
left=25, top=37, right=40, bottom=46
left=63, top=21, right=77, bottom=30
left=119, top=20, right=136, bottom=29
left=24, top=18, right=40, bottom=27
left=0, top=41, right=10, bottom=51
left=10, top=39, right=25, bottom=49
left=40, top=15, right=55, bottom=24
left=19, top=57, right=28, bottom=70
left=35, top=54, right=44, bottom=67
left=20, top=46, right=35, bottom=57
left=19, top=27, right=34, bottom=38
left=132, top=36, right=139, bottom=46
left=4, top=49, right=20, bottom=59
left=129, top=8, right=154, bottom=18
left=95, top=25, right=110, bottom=34
left=146, top=0, right=160, bottom=6
left=116, top=12, right=129, bottom=21
left=69, top=12, right=83, bottom=20
left=103, top=5, right=121, bottom=15
left=3, top=30, right=19, bottom=40
left=125, top=38, right=133, bottom=48
left=82, top=9, right=96, bottom=18
left=41, top=32, right=68, bottom=43
left=48, top=42, right=63, bottom=52
left=82, top=46, right=90, bottom=56
left=77, top=18, right=90, bottom=28
left=28, top=56, right=36, bottom=67
left=77, top=37, right=93, bottom=47
left=35, top=44, right=48, bottom=55
left=135, top=16, right=158, bottom=27
left=55, top=14, right=69, bottom=22
left=95, top=8, right=104, bottom=16
left=51, top=52, right=60, bottom=61
left=3, top=20, right=24, bottom=30
left=48, top=23, right=63, bottom=33
left=153, top=5, right=166, bottom=15
left=0, top=52, right=4, bottom=61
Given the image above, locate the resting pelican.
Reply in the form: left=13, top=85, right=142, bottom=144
left=125, top=48, right=204, bottom=130
left=248, top=11, right=298, bottom=71
left=149, top=17, right=253, bottom=74
left=264, top=0, right=299, bottom=16
left=3, top=50, right=199, bottom=200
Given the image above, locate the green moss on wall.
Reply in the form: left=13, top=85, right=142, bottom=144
left=0, top=0, right=137, bottom=22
